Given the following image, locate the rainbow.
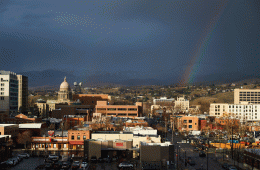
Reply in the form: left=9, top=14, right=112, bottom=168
left=179, top=1, right=228, bottom=85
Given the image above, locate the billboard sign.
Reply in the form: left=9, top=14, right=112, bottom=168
left=116, top=143, right=123, bottom=146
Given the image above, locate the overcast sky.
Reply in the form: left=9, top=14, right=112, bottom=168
left=1, top=0, right=259, bottom=85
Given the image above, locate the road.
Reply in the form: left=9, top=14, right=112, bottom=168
left=166, top=131, right=224, bottom=170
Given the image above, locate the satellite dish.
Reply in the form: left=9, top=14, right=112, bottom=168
left=74, top=82, right=78, bottom=86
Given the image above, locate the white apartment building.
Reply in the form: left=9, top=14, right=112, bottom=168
left=174, top=96, right=189, bottom=112
left=0, top=71, right=28, bottom=116
left=209, top=103, right=260, bottom=122
left=153, top=97, right=175, bottom=105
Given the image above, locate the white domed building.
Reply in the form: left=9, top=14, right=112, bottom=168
left=57, top=77, right=72, bottom=103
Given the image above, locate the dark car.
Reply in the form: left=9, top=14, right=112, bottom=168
left=82, top=157, right=88, bottom=163
left=222, top=163, right=231, bottom=170
left=61, top=161, right=71, bottom=170
left=45, top=162, right=54, bottom=169
left=71, top=161, right=80, bottom=169
left=98, top=157, right=104, bottom=163
left=103, top=157, right=112, bottom=163
left=90, top=156, right=97, bottom=163
left=53, top=161, right=63, bottom=169
left=199, top=151, right=206, bottom=157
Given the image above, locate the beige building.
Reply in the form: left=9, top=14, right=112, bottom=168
left=0, top=124, right=19, bottom=137
left=234, top=88, right=260, bottom=104
left=174, top=96, right=189, bottom=112
left=95, top=101, right=143, bottom=118
left=17, top=75, right=28, bottom=113
left=91, top=131, right=133, bottom=141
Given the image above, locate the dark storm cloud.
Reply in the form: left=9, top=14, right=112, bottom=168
left=0, top=0, right=260, bottom=86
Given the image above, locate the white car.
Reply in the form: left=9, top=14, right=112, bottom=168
left=6, top=158, right=18, bottom=166
left=118, top=162, right=134, bottom=168
left=48, top=154, right=59, bottom=160
left=80, top=162, right=88, bottom=168
left=18, top=153, right=30, bottom=159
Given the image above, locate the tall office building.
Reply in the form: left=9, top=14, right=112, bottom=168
left=17, top=75, right=28, bottom=113
left=0, top=71, right=28, bottom=116
left=234, top=88, right=260, bottom=104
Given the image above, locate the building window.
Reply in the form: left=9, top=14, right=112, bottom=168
left=0, top=88, right=4, bottom=91
left=77, top=136, right=80, bottom=140
left=183, top=120, right=187, bottom=123
left=0, top=97, right=4, bottom=100
left=189, top=120, right=192, bottom=123
left=54, top=144, right=56, bottom=148
left=71, top=135, right=74, bottom=140
left=189, top=125, right=192, bottom=128
left=83, top=135, right=86, bottom=140
left=195, top=123, right=197, bottom=125
left=183, top=125, right=187, bottom=128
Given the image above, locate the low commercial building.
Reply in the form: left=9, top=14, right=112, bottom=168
left=84, top=139, right=133, bottom=161
left=0, top=124, right=19, bottom=137
left=140, top=141, right=174, bottom=169
left=68, top=128, right=91, bottom=153
left=95, top=101, right=143, bottom=118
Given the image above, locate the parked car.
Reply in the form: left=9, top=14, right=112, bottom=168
left=16, top=156, right=23, bottom=162
left=222, top=163, right=230, bottom=170
left=45, top=162, right=54, bottom=169
left=90, top=156, right=97, bottom=163
left=18, top=153, right=30, bottom=159
left=53, top=161, right=63, bottom=169
left=98, top=157, right=104, bottom=163
left=48, top=154, right=59, bottom=161
left=80, top=162, right=88, bottom=169
left=199, top=151, right=206, bottom=157
left=118, top=161, right=134, bottom=168
left=71, top=161, right=80, bottom=169
left=61, top=161, right=71, bottom=170
left=82, top=157, right=88, bottom=163
left=228, top=166, right=238, bottom=170
left=103, top=157, right=112, bottom=163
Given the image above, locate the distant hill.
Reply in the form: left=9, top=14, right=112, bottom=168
left=19, top=69, right=260, bottom=88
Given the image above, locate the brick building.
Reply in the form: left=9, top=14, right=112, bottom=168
left=95, top=101, right=143, bottom=118
left=177, top=116, right=199, bottom=132
left=72, top=94, right=111, bottom=107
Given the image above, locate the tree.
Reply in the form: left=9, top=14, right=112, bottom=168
left=16, top=130, right=32, bottom=149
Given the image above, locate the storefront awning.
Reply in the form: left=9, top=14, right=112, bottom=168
left=69, top=141, right=84, bottom=145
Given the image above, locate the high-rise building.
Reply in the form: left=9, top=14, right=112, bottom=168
left=0, top=71, right=18, bottom=115
left=17, top=75, right=28, bottom=113
left=0, top=71, right=28, bottom=116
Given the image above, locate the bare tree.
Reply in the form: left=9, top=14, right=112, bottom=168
left=16, top=130, right=32, bottom=149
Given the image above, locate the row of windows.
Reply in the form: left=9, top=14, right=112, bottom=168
left=183, top=120, right=192, bottom=123
left=71, top=135, right=86, bottom=140
left=97, top=108, right=137, bottom=111
left=183, top=125, right=192, bottom=128
left=229, top=109, right=257, bottom=112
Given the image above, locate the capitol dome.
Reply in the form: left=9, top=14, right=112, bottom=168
left=60, top=77, right=70, bottom=91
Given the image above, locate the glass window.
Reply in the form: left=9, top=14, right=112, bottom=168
left=54, top=144, right=56, bottom=148
left=189, top=125, right=192, bottom=128
left=183, top=120, right=187, bottom=123
left=71, top=135, right=74, bottom=140
left=77, top=136, right=80, bottom=140
left=189, top=120, right=192, bottom=123
left=83, top=135, right=86, bottom=140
